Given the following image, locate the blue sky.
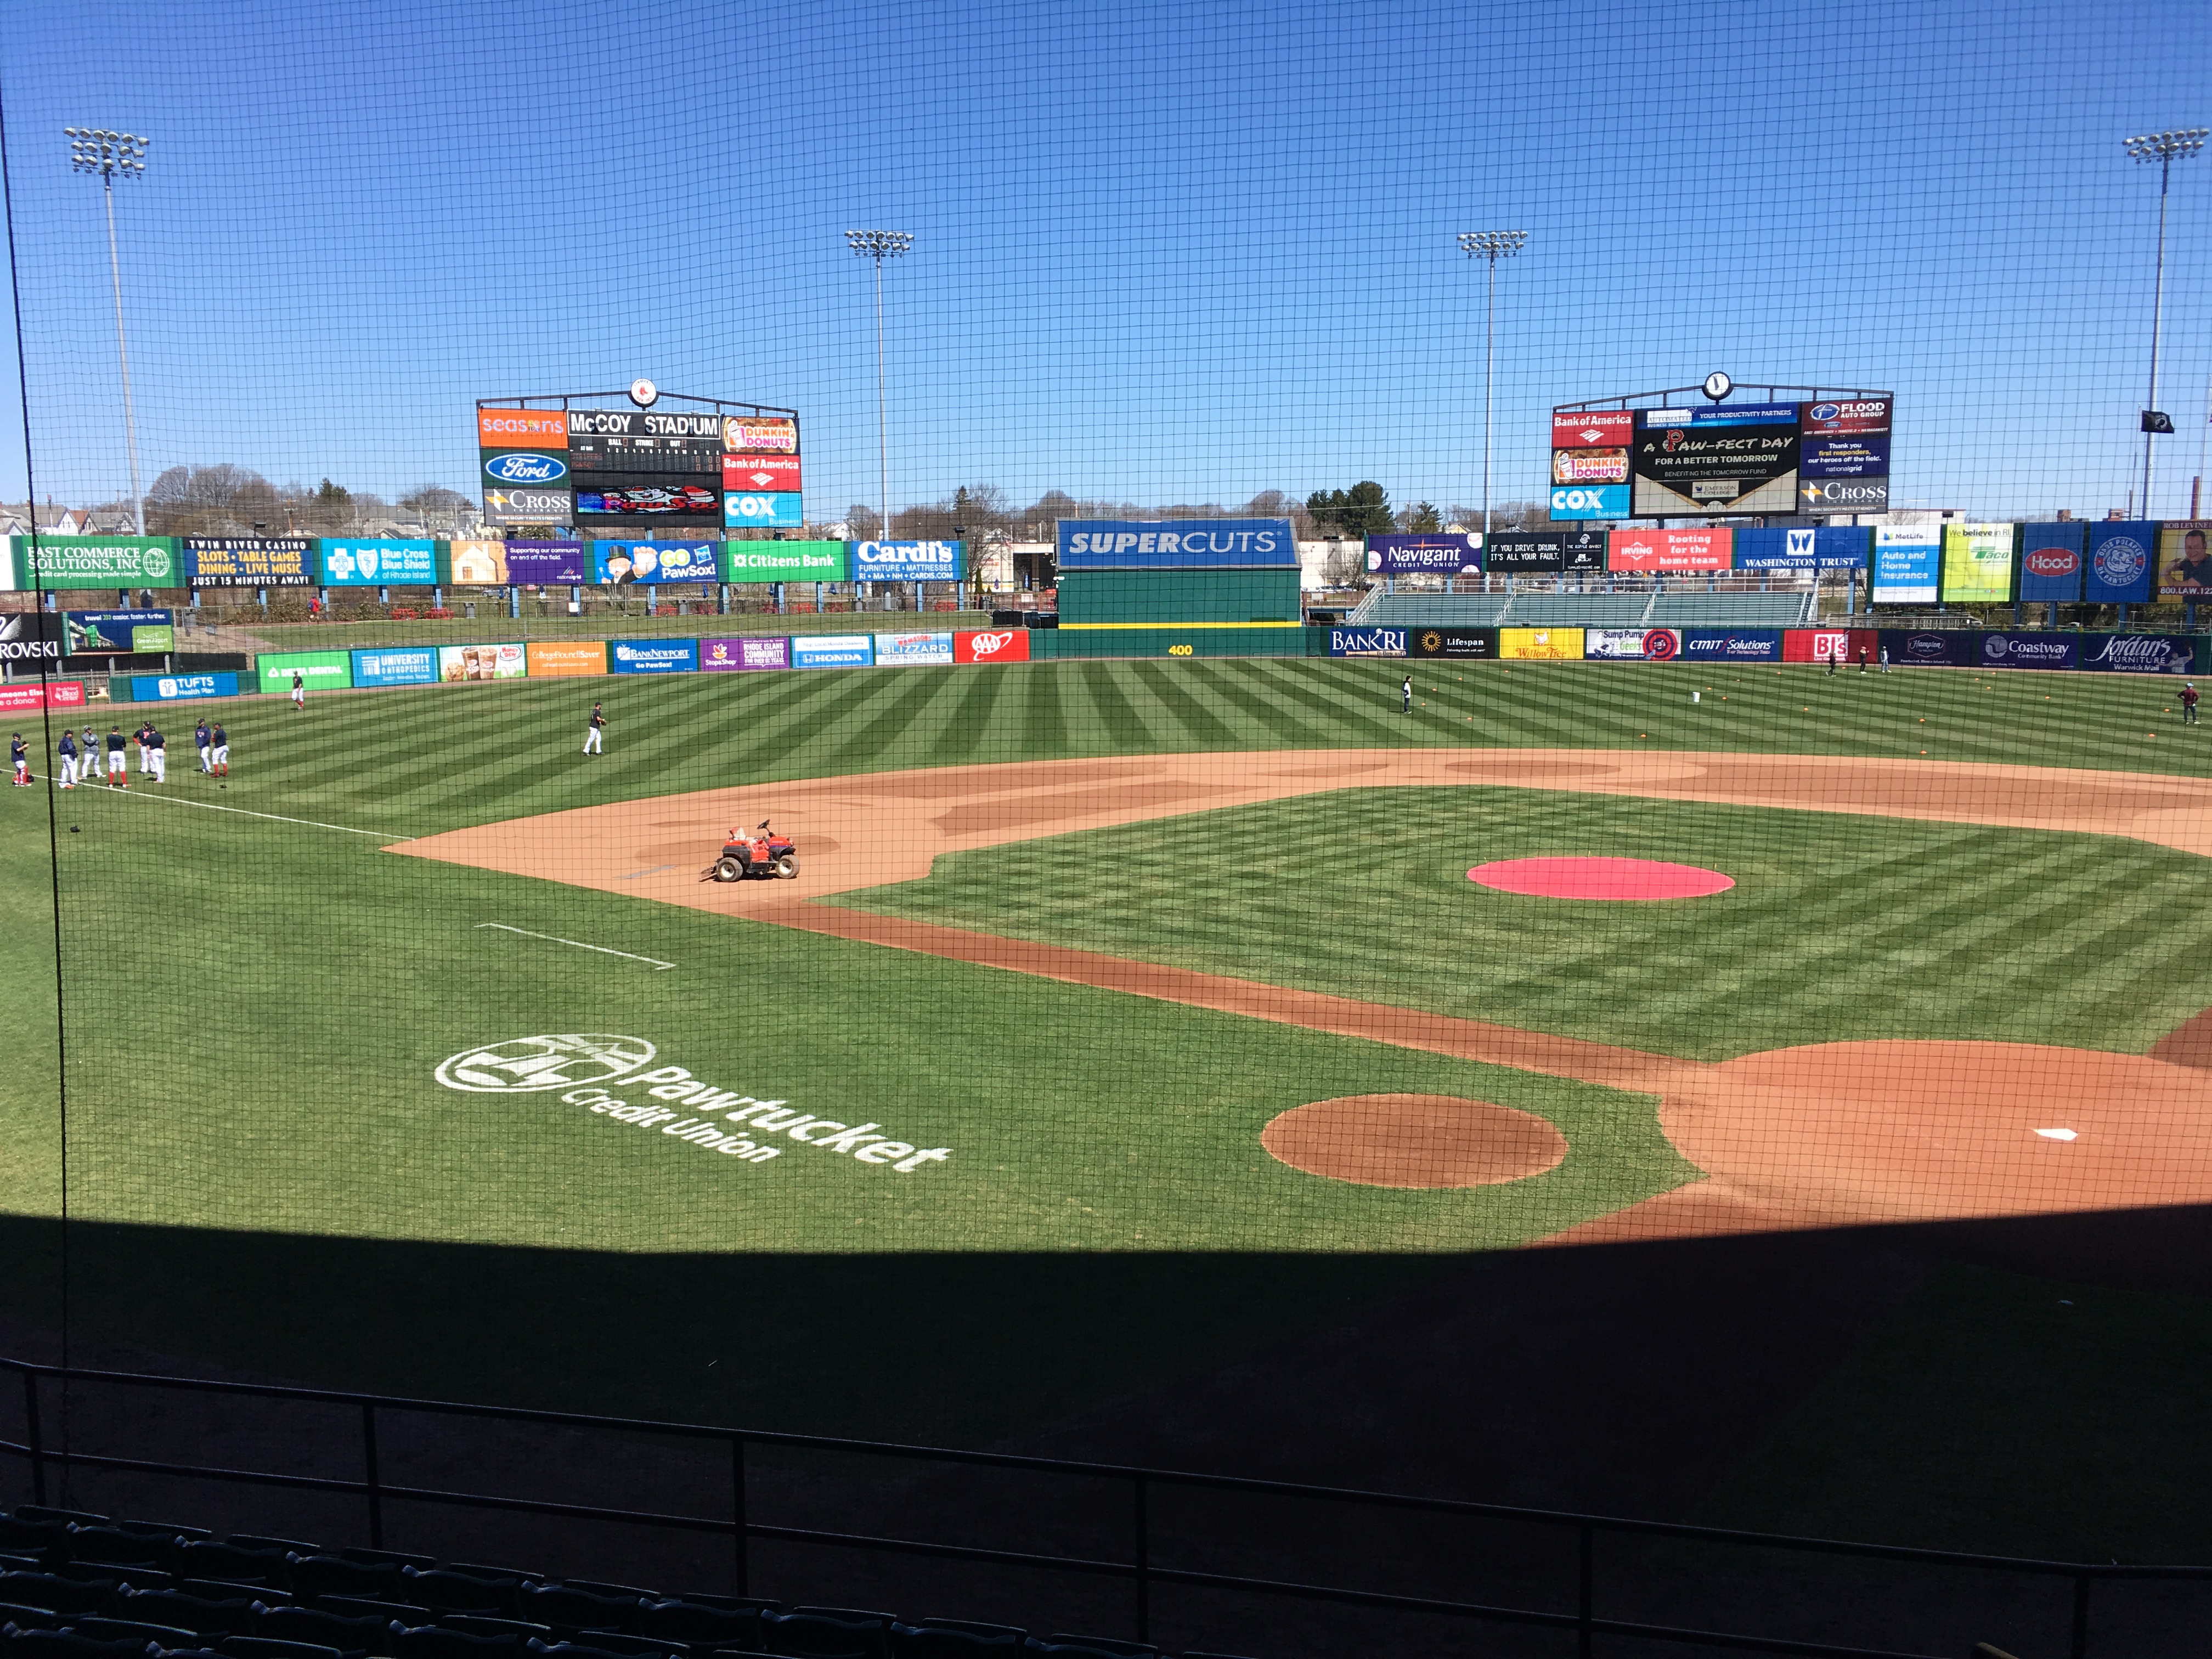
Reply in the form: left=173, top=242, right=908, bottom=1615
left=1, top=0, right=2209, bottom=522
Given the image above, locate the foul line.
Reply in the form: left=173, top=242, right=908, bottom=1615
left=475, top=922, right=675, bottom=970
left=79, top=782, right=415, bottom=841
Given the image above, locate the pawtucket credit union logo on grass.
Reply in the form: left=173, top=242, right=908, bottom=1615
left=433, top=1034, right=952, bottom=1173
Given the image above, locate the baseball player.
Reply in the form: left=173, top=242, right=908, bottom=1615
left=82, top=730, right=98, bottom=788
left=584, top=701, right=606, bottom=754
left=105, top=725, right=128, bottom=785
left=2183, top=682, right=2200, bottom=726
left=145, top=725, right=166, bottom=783
left=55, top=727, right=78, bottom=788
left=210, top=720, right=229, bottom=778
left=291, top=669, right=306, bottom=711
left=194, top=718, right=213, bottom=772
left=134, top=721, right=154, bottom=776
left=11, top=733, right=28, bottom=786
left=1401, top=675, right=1412, bottom=714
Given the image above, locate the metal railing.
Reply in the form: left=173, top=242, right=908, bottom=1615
left=3, top=1356, right=2207, bottom=1659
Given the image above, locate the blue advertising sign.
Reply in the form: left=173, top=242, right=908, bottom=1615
left=722, top=492, right=805, bottom=528
left=1799, top=435, right=1891, bottom=479
left=1871, top=527, right=1941, bottom=605
left=1734, top=527, right=1821, bottom=570
left=590, top=541, right=720, bottom=585
left=1057, top=520, right=1296, bottom=569
left=482, top=451, right=569, bottom=486
left=2079, top=633, right=2199, bottom=675
left=791, top=634, right=874, bottom=669
left=1364, top=534, right=1483, bottom=576
left=65, top=610, right=173, bottom=652
left=609, top=639, right=700, bottom=674
left=1328, top=627, right=1408, bottom=658
left=1880, top=629, right=1978, bottom=667
left=2085, top=521, right=2156, bottom=604
left=350, top=647, right=440, bottom=687
left=1689, top=403, right=1799, bottom=425
left=1812, top=526, right=1871, bottom=569
left=319, top=539, right=437, bottom=586
left=1681, top=628, right=1782, bottom=662
left=129, top=672, right=238, bottom=702
left=1549, top=486, right=1628, bottom=520
left=1978, top=631, right=2078, bottom=672
left=2016, top=523, right=2086, bottom=603
left=850, top=540, right=964, bottom=581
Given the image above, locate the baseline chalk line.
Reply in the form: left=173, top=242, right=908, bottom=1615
left=475, top=922, right=675, bottom=970
left=78, top=782, right=414, bottom=840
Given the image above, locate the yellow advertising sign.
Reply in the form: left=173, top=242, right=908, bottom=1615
left=1499, top=627, right=1585, bottom=661
left=526, top=640, right=608, bottom=678
left=1940, top=523, right=2015, bottom=603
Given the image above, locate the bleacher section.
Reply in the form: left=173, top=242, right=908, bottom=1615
left=1346, top=588, right=1815, bottom=629
left=1339, top=594, right=1511, bottom=627
left=1641, top=592, right=1814, bottom=627
left=0, top=1508, right=1229, bottom=1659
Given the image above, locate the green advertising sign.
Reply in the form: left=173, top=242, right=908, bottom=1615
left=1940, top=523, right=2017, bottom=604
left=721, top=540, right=847, bottom=583
left=9, top=535, right=181, bottom=589
left=255, top=650, right=354, bottom=695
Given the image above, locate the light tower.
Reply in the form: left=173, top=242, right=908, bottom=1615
left=66, top=127, right=150, bottom=534
left=1458, top=230, right=1528, bottom=537
left=845, top=229, right=913, bottom=550
left=2124, top=128, right=2205, bottom=516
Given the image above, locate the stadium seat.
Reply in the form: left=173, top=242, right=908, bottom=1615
left=219, top=1550, right=313, bottom=1565
left=308, top=1601, right=428, bottom=1628
left=11, top=1514, right=106, bottom=1530
left=633, top=1604, right=748, bottom=1647
left=250, top=1607, right=390, bottom=1657
left=4, top=1633, right=154, bottom=1659
left=394, top=1577, right=515, bottom=1618
left=167, top=1551, right=285, bottom=1591
left=113, top=1591, right=257, bottom=1637
left=219, top=1639, right=347, bottom=1659
left=172, top=1589, right=273, bottom=1612
left=67, top=1618, right=199, bottom=1650
left=285, top=1563, right=398, bottom=1604
left=388, top=1626, right=522, bottom=1659
left=332, top=1560, right=432, bottom=1576
left=888, top=1621, right=1023, bottom=1658
left=519, top=1634, right=672, bottom=1659
left=60, top=1534, right=170, bottom=1571
left=0, top=1574, right=113, bottom=1615
left=114, top=1530, right=208, bottom=1548
left=512, top=1589, right=641, bottom=1635
left=758, top=1610, right=890, bottom=1659
left=1026, top=1640, right=1156, bottom=1659
left=435, top=1622, right=546, bottom=1645
left=528, top=1597, right=644, bottom=1611
left=0, top=1518, right=72, bottom=1556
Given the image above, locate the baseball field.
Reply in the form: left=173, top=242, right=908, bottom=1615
left=8, top=653, right=2212, bottom=1554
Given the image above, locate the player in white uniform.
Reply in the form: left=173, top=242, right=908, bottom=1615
left=105, top=726, right=128, bottom=784
left=145, top=726, right=167, bottom=783
left=55, top=729, right=78, bottom=787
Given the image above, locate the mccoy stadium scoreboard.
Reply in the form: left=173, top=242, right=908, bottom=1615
left=1550, top=386, right=1892, bottom=521
left=477, top=391, right=802, bottom=533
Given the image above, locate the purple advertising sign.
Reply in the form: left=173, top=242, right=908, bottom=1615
left=503, top=540, right=589, bottom=584
left=1978, top=631, right=2078, bottom=671
left=1363, top=534, right=1483, bottom=575
left=700, top=635, right=792, bottom=672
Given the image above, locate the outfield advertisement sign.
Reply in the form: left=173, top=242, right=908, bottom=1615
left=1549, top=486, right=1628, bottom=521
left=1979, top=631, right=2076, bottom=670
left=184, top=538, right=315, bottom=588
left=611, top=639, right=699, bottom=674
left=256, top=650, right=353, bottom=693
left=956, top=629, right=1029, bottom=664
left=1940, top=524, right=2016, bottom=603
left=525, top=641, right=609, bottom=678
left=1606, top=527, right=1731, bottom=573
left=1584, top=628, right=1680, bottom=661
left=852, top=541, right=964, bottom=581
left=0, top=613, right=61, bottom=664
left=2085, top=522, right=2155, bottom=605
left=1409, top=627, right=1498, bottom=659
left=1499, top=628, right=1583, bottom=660
left=1328, top=627, right=1407, bottom=658
left=1880, top=630, right=1979, bottom=668
left=438, top=643, right=525, bottom=682
left=131, top=673, right=239, bottom=702
left=2017, top=523, right=2086, bottom=602
left=791, top=634, right=873, bottom=668
left=874, top=631, right=955, bottom=665
left=351, top=647, right=441, bottom=687
left=503, top=542, right=590, bottom=585
left=320, top=539, right=437, bottom=586
left=1365, top=534, right=1483, bottom=576
left=65, top=610, right=173, bottom=653
left=478, top=408, right=568, bottom=448
left=701, top=636, right=792, bottom=671
left=723, top=492, right=805, bottom=529
left=590, top=541, right=720, bottom=585
left=722, top=541, right=846, bottom=583
left=8, top=535, right=179, bottom=588
left=1683, top=628, right=1782, bottom=662
left=1486, top=532, right=1565, bottom=572
left=2079, top=633, right=2198, bottom=675
left=723, top=455, right=802, bottom=492
left=2153, top=522, right=2212, bottom=601
left=1871, top=526, right=1940, bottom=605
left=1783, top=628, right=1878, bottom=664
left=1633, top=405, right=1800, bottom=516
left=1733, top=526, right=1871, bottom=571
left=1058, top=520, right=1296, bottom=569
left=0, top=681, right=86, bottom=712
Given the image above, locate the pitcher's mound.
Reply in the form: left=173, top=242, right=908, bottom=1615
left=1263, top=1093, right=1568, bottom=1188
left=1469, top=856, right=1735, bottom=900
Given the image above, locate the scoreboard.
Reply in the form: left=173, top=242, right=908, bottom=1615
left=477, top=397, right=802, bottom=533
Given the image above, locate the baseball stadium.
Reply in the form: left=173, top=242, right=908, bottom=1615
left=7, top=4, right=2212, bottom=1658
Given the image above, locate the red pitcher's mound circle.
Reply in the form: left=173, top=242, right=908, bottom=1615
left=1262, top=1094, right=1568, bottom=1188
left=1468, top=856, right=1734, bottom=900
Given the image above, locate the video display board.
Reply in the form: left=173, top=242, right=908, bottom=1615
left=478, top=400, right=800, bottom=532
left=1553, top=396, right=1891, bottom=520
left=1632, top=406, right=1799, bottom=516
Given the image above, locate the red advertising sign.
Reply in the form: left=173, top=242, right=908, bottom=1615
left=1552, top=410, right=1634, bottom=449
left=0, top=681, right=85, bottom=713
left=1783, top=628, right=1879, bottom=664
left=1800, top=398, right=1891, bottom=436
left=477, top=408, right=568, bottom=447
left=721, top=454, right=803, bottom=492
left=956, top=628, right=1030, bottom=664
left=724, top=416, right=798, bottom=454
left=1551, top=448, right=1629, bottom=484
left=1605, top=527, right=1731, bottom=572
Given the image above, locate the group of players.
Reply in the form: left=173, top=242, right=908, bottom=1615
left=10, top=717, right=230, bottom=788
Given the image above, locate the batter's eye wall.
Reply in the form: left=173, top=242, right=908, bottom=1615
left=1057, top=569, right=1305, bottom=625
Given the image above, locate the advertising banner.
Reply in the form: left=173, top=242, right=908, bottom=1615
left=1682, top=628, right=1782, bottom=662
left=1799, top=476, right=1890, bottom=515
left=575, top=481, right=720, bottom=522
left=131, top=672, right=239, bottom=702
left=1550, top=448, right=1630, bottom=485
left=351, top=647, right=440, bottom=687
left=1409, top=627, right=1500, bottom=659
left=1486, top=532, right=1564, bottom=572
left=524, top=641, right=608, bottom=678
left=1327, top=627, right=1407, bottom=658
left=1940, top=523, right=2016, bottom=604
left=1783, top=628, right=1879, bottom=664
left=0, top=613, right=61, bottom=665
left=723, top=416, right=799, bottom=453
left=1799, top=435, right=1890, bottom=478
left=722, top=540, right=846, bottom=583
left=1584, top=628, right=1680, bottom=661
left=701, top=636, right=792, bottom=672
left=723, top=455, right=802, bottom=492
left=9, top=535, right=179, bottom=589
left=1880, top=629, right=1978, bottom=668
left=1364, top=534, right=1483, bottom=576
left=447, top=540, right=508, bottom=584
left=483, top=486, right=573, bottom=525
left=1549, top=486, right=1628, bottom=520
left=0, top=681, right=85, bottom=713
left=1552, top=411, right=1634, bottom=449
left=184, top=538, right=315, bottom=588
left=2079, top=633, right=2198, bottom=675
left=1058, top=520, right=1296, bottom=569
left=874, top=630, right=955, bottom=665
left=319, top=539, right=437, bottom=587
left=590, top=541, right=721, bottom=585
left=1498, top=628, right=1583, bottom=660
left=2153, top=521, right=2212, bottom=601
left=610, top=639, right=698, bottom=675
left=2016, top=523, right=2086, bottom=602
left=1607, top=527, right=1731, bottom=573
left=478, top=409, right=568, bottom=447
left=956, top=628, right=1030, bottom=664
left=852, top=540, right=964, bottom=582
left=436, top=643, right=525, bottom=682
left=566, top=408, right=726, bottom=442
left=503, top=541, right=590, bottom=585
left=2087, top=521, right=2155, bottom=603
left=65, top=610, right=173, bottom=653
left=1632, top=406, right=1799, bottom=516
left=482, top=450, right=571, bottom=489
left=1978, top=631, right=2077, bottom=671
left=1871, top=526, right=1940, bottom=605
left=791, top=634, right=874, bottom=669
left=1561, top=530, right=1607, bottom=572
left=256, top=650, right=353, bottom=694
left=1733, top=527, right=1820, bottom=571
left=1802, top=398, right=1892, bottom=435
left=723, top=491, right=805, bottom=529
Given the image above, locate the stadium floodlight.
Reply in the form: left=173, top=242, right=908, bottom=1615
left=2124, top=128, right=2205, bottom=517
left=1458, top=231, right=1528, bottom=538
left=845, top=230, right=913, bottom=553
left=66, top=127, right=151, bottom=535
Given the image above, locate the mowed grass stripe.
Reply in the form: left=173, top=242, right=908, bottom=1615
left=1238, top=659, right=1413, bottom=747
left=1125, top=661, right=1240, bottom=750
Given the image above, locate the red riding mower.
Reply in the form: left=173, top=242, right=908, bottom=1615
left=703, top=821, right=798, bottom=882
